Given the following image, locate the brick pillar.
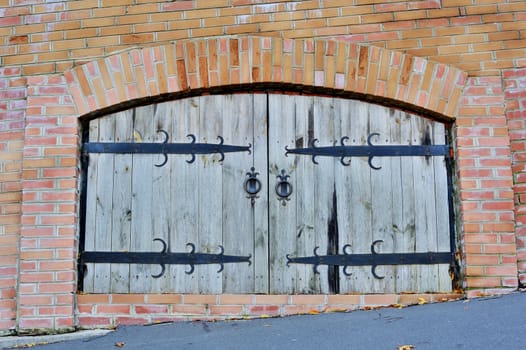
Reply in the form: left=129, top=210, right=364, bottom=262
left=0, top=66, right=26, bottom=335
left=504, top=68, right=526, bottom=287
left=18, top=75, right=79, bottom=334
left=456, top=76, right=518, bottom=296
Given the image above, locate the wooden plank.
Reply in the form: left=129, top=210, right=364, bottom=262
left=170, top=98, right=199, bottom=293
left=109, top=110, right=133, bottom=293
left=432, top=122, right=453, bottom=292
left=221, top=94, right=255, bottom=293
left=293, top=95, right=318, bottom=293
left=335, top=98, right=354, bottom=293
left=341, top=100, right=373, bottom=293
left=394, top=111, right=418, bottom=292
left=83, top=118, right=100, bottom=293
left=252, top=93, right=269, bottom=294
left=197, top=95, right=223, bottom=294
left=411, top=115, right=439, bottom=293
left=310, top=96, right=334, bottom=294
left=92, top=114, right=115, bottom=293
left=268, top=94, right=297, bottom=294
left=129, top=104, right=155, bottom=293
left=81, top=94, right=454, bottom=295
left=368, top=103, right=395, bottom=292
left=149, top=102, right=173, bottom=292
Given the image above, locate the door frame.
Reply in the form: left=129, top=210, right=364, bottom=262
left=77, top=92, right=459, bottom=294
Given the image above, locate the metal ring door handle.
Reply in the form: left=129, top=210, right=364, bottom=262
left=276, top=169, right=292, bottom=205
left=245, top=167, right=261, bottom=204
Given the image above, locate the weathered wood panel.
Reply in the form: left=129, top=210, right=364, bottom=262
left=109, top=110, right=133, bottom=293
left=83, top=119, right=99, bottom=292
left=394, top=110, right=418, bottom=292
left=84, top=95, right=260, bottom=293
left=83, top=93, right=453, bottom=295
left=252, top=93, right=270, bottom=294
left=170, top=97, right=199, bottom=293
left=268, top=94, right=298, bottom=293
left=129, top=104, right=155, bottom=293
left=338, top=98, right=373, bottom=293
left=268, top=95, right=452, bottom=294
left=221, top=94, right=261, bottom=293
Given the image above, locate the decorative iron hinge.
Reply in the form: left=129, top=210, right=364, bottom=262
left=286, top=240, right=453, bottom=279
left=80, top=238, right=252, bottom=278
left=82, top=130, right=251, bottom=167
left=285, top=133, right=450, bottom=169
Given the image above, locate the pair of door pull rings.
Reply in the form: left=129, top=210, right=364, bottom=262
left=245, top=168, right=293, bottom=205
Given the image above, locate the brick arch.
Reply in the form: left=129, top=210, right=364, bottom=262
left=64, top=36, right=467, bottom=120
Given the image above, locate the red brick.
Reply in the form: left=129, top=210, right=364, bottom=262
left=115, top=317, right=149, bottom=326
left=247, top=305, right=280, bottom=316
left=362, top=294, right=398, bottom=306
left=135, top=305, right=168, bottom=314
left=77, top=316, right=113, bottom=327
left=209, top=305, right=244, bottom=315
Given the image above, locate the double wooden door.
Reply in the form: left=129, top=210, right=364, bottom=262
left=81, top=93, right=453, bottom=294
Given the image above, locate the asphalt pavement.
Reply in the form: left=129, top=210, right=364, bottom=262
left=2, top=291, right=525, bottom=350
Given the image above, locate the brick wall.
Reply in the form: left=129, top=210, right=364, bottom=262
left=0, top=67, right=25, bottom=335
left=456, top=76, right=517, bottom=296
left=0, top=0, right=525, bottom=334
left=76, top=293, right=462, bottom=327
left=17, top=75, right=78, bottom=334
left=1, top=0, right=525, bottom=77
left=504, top=68, right=526, bottom=286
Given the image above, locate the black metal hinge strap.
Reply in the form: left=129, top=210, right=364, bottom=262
left=80, top=238, right=252, bottom=278
left=82, top=130, right=251, bottom=166
left=285, top=133, right=450, bottom=169
left=286, top=239, right=453, bottom=280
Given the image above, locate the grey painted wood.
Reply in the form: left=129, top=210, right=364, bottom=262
left=294, top=96, right=319, bottom=294
left=339, top=99, right=373, bottom=292
left=395, top=111, right=418, bottom=292
left=170, top=97, right=199, bottom=293
left=369, top=104, right=396, bottom=293
left=149, top=104, right=172, bottom=292
left=432, top=121, right=452, bottom=292
left=93, top=115, right=115, bottom=293
left=83, top=119, right=99, bottom=292
left=129, top=104, right=155, bottom=293
left=252, top=93, right=269, bottom=294
left=334, top=98, right=354, bottom=293
left=310, top=96, right=334, bottom=294
left=221, top=94, right=255, bottom=293
left=84, top=94, right=452, bottom=295
left=268, top=94, right=297, bottom=293
left=197, top=95, right=224, bottom=294
left=109, top=110, right=133, bottom=293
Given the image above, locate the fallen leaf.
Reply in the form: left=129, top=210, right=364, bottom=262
left=418, top=298, right=426, bottom=305
left=260, top=314, right=270, bottom=318
left=133, top=130, right=142, bottom=142
left=326, top=307, right=348, bottom=313
left=115, top=342, right=126, bottom=348
left=398, top=345, right=415, bottom=350
left=393, top=303, right=404, bottom=309
left=308, top=309, right=320, bottom=315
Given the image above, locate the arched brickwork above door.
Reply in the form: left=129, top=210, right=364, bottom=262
left=64, top=36, right=467, bottom=120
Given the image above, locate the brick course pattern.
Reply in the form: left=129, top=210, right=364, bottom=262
left=0, top=66, right=25, bottom=336
left=76, top=293, right=464, bottom=328
left=0, top=0, right=525, bottom=335
left=504, top=68, right=526, bottom=287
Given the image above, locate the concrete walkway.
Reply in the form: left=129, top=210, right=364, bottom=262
left=2, top=291, right=525, bottom=349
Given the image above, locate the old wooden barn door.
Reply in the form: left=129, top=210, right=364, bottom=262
left=80, top=93, right=454, bottom=294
